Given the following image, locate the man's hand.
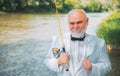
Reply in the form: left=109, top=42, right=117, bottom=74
left=58, top=53, right=70, bottom=66
left=82, top=58, right=92, bottom=71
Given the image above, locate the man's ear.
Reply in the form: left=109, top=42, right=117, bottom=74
left=86, top=17, right=89, bottom=26
left=87, top=17, right=89, bottom=22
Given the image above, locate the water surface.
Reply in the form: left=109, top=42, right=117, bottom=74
left=0, top=13, right=111, bottom=76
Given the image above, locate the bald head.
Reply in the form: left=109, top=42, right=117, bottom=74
left=67, top=9, right=87, bottom=20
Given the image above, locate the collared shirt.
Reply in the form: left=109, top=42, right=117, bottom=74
left=71, top=40, right=84, bottom=75
left=69, top=34, right=90, bottom=76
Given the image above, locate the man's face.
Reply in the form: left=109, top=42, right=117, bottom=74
left=68, top=12, right=88, bottom=31
left=68, top=11, right=88, bottom=37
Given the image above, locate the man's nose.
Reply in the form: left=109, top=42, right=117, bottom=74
left=74, top=23, right=78, bottom=29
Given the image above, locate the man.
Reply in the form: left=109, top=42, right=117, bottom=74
left=44, top=9, right=111, bottom=76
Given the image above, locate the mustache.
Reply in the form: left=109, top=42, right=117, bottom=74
left=71, top=27, right=87, bottom=33
left=70, top=27, right=87, bottom=38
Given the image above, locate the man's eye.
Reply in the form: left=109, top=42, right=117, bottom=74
left=77, top=21, right=83, bottom=24
left=70, top=22, right=74, bottom=25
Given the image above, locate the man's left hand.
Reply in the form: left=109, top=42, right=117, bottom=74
left=82, top=58, right=92, bottom=71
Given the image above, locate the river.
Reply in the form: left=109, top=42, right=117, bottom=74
left=0, top=13, right=110, bottom=76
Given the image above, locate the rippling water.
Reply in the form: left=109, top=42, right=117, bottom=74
left=0, top=13, right=110, bottom=76
left=0, top=13, right=109, bottom=43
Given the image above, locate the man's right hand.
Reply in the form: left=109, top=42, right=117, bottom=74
left=58, top=53, right=70, bottom=66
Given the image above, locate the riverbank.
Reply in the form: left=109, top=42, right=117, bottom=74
left=107, top=49, right=120, bottom=76
left=0, top=11, right=6, bottom=15
left=97, top=11, right=120, bottom=76
left=97, top=10, right=120, bottom=52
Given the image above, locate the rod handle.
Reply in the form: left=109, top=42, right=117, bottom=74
left=66, top=64, right=69, bottom=71
left=62, top=47, right=69, bottom=71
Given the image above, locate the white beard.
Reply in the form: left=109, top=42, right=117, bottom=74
left=70, top=27, right=87, bottom=38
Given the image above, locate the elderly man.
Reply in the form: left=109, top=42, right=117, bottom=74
left=44, top=9, right=111, bottom=76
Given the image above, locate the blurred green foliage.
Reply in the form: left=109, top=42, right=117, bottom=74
left=0, top=0, right=120, bottom=13
left=97, top=10, right=120, bottom=46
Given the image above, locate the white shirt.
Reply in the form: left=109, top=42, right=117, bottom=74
left=71, top=40, right=87, bottom=76
left=44, top=32, right=111, bottom=76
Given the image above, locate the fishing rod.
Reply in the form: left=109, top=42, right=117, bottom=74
left=54, top=0, right=69, bottom=71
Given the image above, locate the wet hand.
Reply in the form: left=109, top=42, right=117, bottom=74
left=82, top=58, right=92, bottom=71
left=58, top=53, right=70, bottom=66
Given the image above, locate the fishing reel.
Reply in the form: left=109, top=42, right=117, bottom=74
left=53, top=47, right=65, bottom=58
left=53, top=47, right=60, bottom=58
left=53, top=47, right=69, bottom=71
